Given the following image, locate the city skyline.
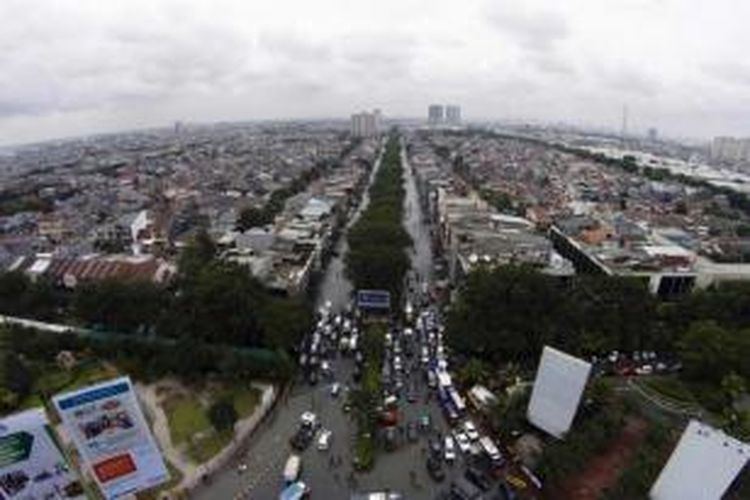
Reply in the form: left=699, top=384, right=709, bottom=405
left=2, top=0, right=750, bottom=146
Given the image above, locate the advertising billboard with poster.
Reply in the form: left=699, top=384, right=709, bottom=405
left=0, top=408, right=85, bottom=499
left=53, top=377, right=168, bottom=499
left=527, top=346, right=592, bottom=439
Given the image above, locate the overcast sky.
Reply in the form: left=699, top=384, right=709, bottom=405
left=1, top=0, right=749, bottom=146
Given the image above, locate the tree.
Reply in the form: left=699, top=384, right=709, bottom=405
left=259, top=298, right=313, bottom=351
left=178, top=229, right=216, bottom=277
left=74, top=280, right=167, bottom=334
left=677, top=321, right=734, bottom=383
left=721, top=372, right=747, bottom=409
left=2, top=353, right=32, bottom=402
left=236, top=207, right=269, bottom=231
left=457, top=358, right=489, bottom=387
left=208, top=398, right=238, bottom=433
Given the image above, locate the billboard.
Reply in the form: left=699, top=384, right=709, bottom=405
left=0, top=408, right=85, bottom=499
left=527, top=346, right=592, bottom=439
left=53, top=377, right=169, bottom=499
left=651, top=420, right=750, bottom=500
left=357, top=289, right=391, bottom=310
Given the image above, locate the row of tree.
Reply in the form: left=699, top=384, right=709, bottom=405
left=345, top=134, right=412, bottom=303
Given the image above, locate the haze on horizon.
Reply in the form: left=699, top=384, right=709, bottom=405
left=1, top=0, right=749, bottom=147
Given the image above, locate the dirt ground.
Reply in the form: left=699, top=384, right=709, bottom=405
left=548, top=417, right=649, bottom=500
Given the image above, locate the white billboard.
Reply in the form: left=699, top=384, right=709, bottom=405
left=651, top=420, right=749, bottom=500
left=0, top=408, right=85, bottom=499
left=527, top=346, right=592, bottom=439
left=53, top=376, right=169, bottom=499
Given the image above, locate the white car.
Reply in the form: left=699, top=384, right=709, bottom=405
left=317, top=429, right=332, bottom=451
left=300, top=412, right=318, bottom=428
left=453, top=430, right=472, bottom=453
left=463, top=421, right=480, bottom=441
left=331, top=383, right=341, bottom=397
left=444, top=436, right=456, bottom=462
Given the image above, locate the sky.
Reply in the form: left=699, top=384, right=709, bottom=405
left=1, top=0, right=750, bottom=146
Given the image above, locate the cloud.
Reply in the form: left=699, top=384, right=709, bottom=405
left=485, top=2, right=569, bottom=54
left=1, top=0, right=750, bottom=144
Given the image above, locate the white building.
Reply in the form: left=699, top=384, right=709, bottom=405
left=351, top=111, right=379, bottom=138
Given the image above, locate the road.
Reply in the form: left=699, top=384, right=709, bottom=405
left=314, top=146, right=382, bottom=312
left=193, top=137, right=455, bottom=500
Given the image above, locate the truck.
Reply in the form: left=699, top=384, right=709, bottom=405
left=283, top=454, right=302, bottom=485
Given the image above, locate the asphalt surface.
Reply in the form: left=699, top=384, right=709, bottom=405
left=193, top=141, right=464, bottom=500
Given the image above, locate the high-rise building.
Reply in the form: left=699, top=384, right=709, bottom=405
left=648, top=127, right=658, bottom=142
left=446, top=105, right=461, bottom=125
left=373, top=109, right=382, bottom=132
left=428, top=105, right=444, bottom=125
left=351, top=111, right=379, bottom=138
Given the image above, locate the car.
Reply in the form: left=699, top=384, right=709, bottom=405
left=300, top=412, right=318, bottom=428
left=453, top=430, right=472, bottom=453
left=407, top=422, right=419, bottom=442
left=407, top=390, right=418, bottom=403
left=463, top=421, right=480, bottom=441
left=331, top=383, right=341, bottom=397
left=307, top=370, right=318, bottom=386
left=317, top=429, right=332, bottom=451
left=429, top=436, right=443, bottom=457
left=449, top=477, right=482, bottom=500
left=444, top=436, right=456, bottom=462
left=385, top=427, right=398, bottom=451
left=426, top=456, right=446, bottom=482
left=636, top=364, right=653, bottom=375
left=290, top=427, right=315, bottom=451
left=419, top=414, right=431, bottom=430
left=237, top=463, right=248, bottom=473
left=464, top=466, right=491, bottom=492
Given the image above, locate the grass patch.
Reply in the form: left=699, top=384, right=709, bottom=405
left=187, top=431, right=233, bottom=464
left=19, top=360, right=117, bottom=412
left=638, top=376, right=698, bottom=404
left=226, top=386, right=261, bottom=419
left=354, top=433, right=375, bottom=471
left=163, top=396, right=211, bottom=446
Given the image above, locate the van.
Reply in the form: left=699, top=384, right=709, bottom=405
left=479, top=436, right=503, bottom=464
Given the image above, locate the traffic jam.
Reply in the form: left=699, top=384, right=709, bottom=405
left=277, top=291, right=541, bottom=500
